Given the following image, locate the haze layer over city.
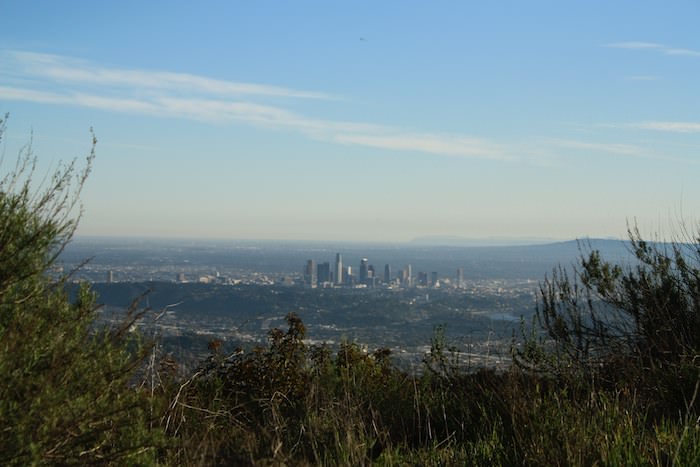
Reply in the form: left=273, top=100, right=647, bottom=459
left=58, top=237, right=631, bottom=366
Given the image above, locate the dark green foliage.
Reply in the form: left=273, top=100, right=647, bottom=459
left=163, top=315, right=513, bottom=465
left=162, top=224, right=700, bottom=465
left=0, top=116, right=162, bottom=465
left=508, top=224, right=700, bottom=465
left=518, top=227, right=700, bottom=416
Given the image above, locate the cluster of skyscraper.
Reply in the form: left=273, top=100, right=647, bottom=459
left=303, top=254, right=465, bottom=289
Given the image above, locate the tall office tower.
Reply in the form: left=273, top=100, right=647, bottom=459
left=359, top=258, right=369, bottom=284
left=345, top=266, right=353, bottom=286
left=406, top=264, right=413, bottom=287
left=384, top=264, right=391, bottom=283
left=317, top=262, right=331, bottom=284
left=335, top=253, right=343, bottom=285
left=418, top=271, right=428, bottom=286
left=304, top=259, right=317, bottom=288
left=456, top=267, right=464, bottom=288
left=367, top=264, right=376, bottom=287
left=431, top=271, right=438, bottom=287
left=398, top=268, right=407, bottom=285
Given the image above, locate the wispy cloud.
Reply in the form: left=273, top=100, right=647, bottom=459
left=7, top=50, right=693, bottom=165
left=607, top=41, right=664, bottom=51
left=606, top=42, right=700, bottom=57
left=545, top=137, right=699, bottom=166
left=0, top=86, right=164, bottom=114
left=625, top=121, right=700, bottom=133
left=0, top=50, right=508, bottom=161
left=332, top=133, right=509, bottom=160
left=5, top=51, right=336, bottom=100
left=548, top=138, right=647, bottom=156
left=144, top=96, right=510, bottom=160
left=0, top=86, right=71, bottom=105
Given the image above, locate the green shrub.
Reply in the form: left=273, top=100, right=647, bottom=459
left=517, top=226, right=700, bottom=411
left=509, top=223, right=700, bottom=465
left=0, top=115, right=162, bottom=465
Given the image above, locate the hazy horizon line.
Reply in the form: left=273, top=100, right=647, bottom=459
left=71, top=233, right=625, bottom=248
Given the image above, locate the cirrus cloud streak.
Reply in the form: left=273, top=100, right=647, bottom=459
left=0, top=50, right=511, bottom=161
left=606, top=41, right=700, bottom=57
left=626, top=121, right=700, bottom=133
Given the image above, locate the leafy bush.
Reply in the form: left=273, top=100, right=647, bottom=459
left=0, top=115, right=162, bottom=465
left=519, top=226, right=700, bottom=406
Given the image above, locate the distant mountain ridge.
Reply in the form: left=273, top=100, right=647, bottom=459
left=409, top=236, right=559, bottom=247
left=409, top=235, right=625, bottom=248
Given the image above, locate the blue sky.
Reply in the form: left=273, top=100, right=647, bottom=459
left=1, top=1, right=699, bottom=242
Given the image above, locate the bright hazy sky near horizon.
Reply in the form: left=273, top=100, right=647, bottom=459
left=1, top=1, right=699, bottom=243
